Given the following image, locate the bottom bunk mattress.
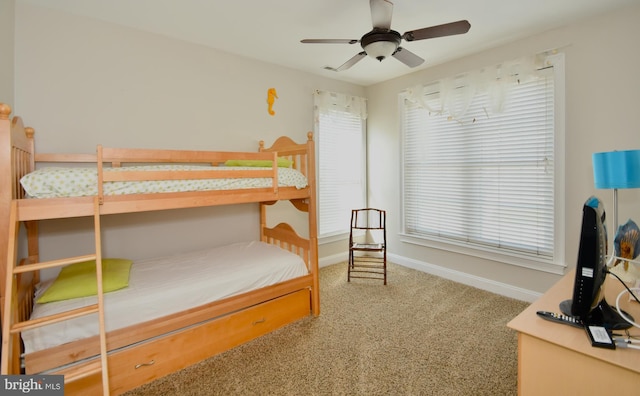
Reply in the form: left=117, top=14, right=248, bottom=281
left=22, top=241, right=309, bottom=354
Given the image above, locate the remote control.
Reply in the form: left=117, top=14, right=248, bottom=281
left=536, top=311, right=583, bottom=328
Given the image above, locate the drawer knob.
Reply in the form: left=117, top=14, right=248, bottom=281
left=135, top=360, right=155, bottom=369
left=252, top=317, right=266, bottom=325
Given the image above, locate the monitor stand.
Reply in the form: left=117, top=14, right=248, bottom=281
left=560, top=298, right=633, bottom=330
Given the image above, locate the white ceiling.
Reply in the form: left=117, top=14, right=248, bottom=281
left=19, top=0, right=639, bottom=86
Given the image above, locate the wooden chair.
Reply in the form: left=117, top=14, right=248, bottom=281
left=348, top=208, right=387, bottom=285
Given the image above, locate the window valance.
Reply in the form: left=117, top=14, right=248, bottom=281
left=314, top=90, right=367, bottom=120
left=403, top=54, right=550, bottom=121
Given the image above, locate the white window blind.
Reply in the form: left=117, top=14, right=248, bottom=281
left=402, top=67, right=556, bottom=259
left=316, top=109, right=366, bottom=237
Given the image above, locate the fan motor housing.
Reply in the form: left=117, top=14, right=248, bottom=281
left=360, top=29, right=402, bottom=61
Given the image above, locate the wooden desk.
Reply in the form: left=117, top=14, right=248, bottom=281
left=508, top=270, right=640, bottom=395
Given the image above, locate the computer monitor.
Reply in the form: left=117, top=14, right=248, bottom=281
left=559, top=196, right=632, bottom=330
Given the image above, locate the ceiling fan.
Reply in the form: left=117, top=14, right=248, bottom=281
left=301, top=0, right=471, bottom=72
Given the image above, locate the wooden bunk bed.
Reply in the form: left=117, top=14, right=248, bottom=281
left=0, top=103, right=319, bottom=395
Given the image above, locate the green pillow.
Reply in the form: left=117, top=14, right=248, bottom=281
left=224, top=157, right=293, bottom=167
left=37, top=258, right=133, bottom=304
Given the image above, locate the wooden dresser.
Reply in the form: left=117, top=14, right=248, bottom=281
left=508, top=270, right=640, bottom=395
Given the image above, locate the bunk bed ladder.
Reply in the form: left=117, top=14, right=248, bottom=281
left=1, top=198, right=110, bottom=395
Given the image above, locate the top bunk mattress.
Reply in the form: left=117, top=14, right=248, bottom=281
left=20, top=165, right=308, bottom=198
left=22, top=240, right=309, bottom=354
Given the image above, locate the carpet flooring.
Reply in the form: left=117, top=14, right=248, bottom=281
left=123, top=262, right=530, bottom=395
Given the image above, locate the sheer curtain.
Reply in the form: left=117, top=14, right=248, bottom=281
left=404, top=55, right=543, bottom=122
left=313, top=90, right=367, bottom=120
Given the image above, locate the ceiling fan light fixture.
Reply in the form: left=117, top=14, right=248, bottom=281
left=300, top=1, right=471, bottom=72
left=361, top=30, right=401, bottom=62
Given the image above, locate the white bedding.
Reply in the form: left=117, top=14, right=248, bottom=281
left=20, top=165, right=308, bottom=198
left=22, top=241, right=309, bottom=354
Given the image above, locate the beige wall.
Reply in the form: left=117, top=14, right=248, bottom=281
left=365, top=3, right=640, bottom=297
left=12, top=3, right=364, bottom=268
left=10, top=3, right=640, bottom=298
left=0, top=0, right=15, bottom=103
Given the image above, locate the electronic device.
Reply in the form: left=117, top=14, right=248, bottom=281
left=559, top=196, right=633, bottom=330
left=585, top=325, right=616, bottom=349
left=536, top=311, right=583, bottom=328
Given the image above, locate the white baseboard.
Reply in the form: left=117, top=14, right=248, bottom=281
left=319, top=253, right=348, bottom=268
left=389, top=253, right=541, bottom=302
left=318, top=252, right=541, bottom=302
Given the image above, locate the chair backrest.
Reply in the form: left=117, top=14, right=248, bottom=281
left=351, top=208, right=385, bottom=230
left=350, top=208, right=386, bottom=244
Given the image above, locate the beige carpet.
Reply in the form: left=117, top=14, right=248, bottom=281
left=123, top=263, right=529, bottom=395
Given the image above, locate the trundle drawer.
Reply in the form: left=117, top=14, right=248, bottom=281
left=108, top=289, right=310, bottom=395
left=60, top=289, right=310, bottom=395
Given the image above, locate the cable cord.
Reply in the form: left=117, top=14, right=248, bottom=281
left=615, top=288, right=640, bottom=330
left=607, top=271, right=640, bottom=304
left=607, top=271, right=640, bottom=330
left=614, top=337, right=640, bottom=350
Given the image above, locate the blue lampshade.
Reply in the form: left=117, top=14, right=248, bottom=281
left=592, top=149, right=640, bottom=189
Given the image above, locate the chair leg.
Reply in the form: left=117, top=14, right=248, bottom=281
left=383, top=251, right=387, bottom=285
left=383, top=259, right=387, bottom=285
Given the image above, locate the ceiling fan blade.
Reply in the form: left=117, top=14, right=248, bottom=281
left=403, top=20, right=471, bottom=41
left=324, top=52, right=367, bottom=72
left=301, top=39, right=359, bottom=44
left=370, top=0, right=393, bottom=30
left=392, top=47, right=425, bottom=68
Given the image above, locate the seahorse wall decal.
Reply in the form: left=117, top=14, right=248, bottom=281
left=267, top=88, right=278, bottom=116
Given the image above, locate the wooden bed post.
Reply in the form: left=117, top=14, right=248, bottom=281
left=1, top=104, right=40, bottom=376
left=0, top=105, right=38, bottom=312
left=306, top=132, right=320, bottom=316
left=0, top=103, right=13, bottom=311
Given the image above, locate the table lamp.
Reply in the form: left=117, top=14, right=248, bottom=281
left=592, top=149, right=640, bottom=267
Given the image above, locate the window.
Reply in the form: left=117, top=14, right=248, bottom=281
left=401, top=54, right=564, bottom=270
left=314, top=91, right=367, bottom=238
